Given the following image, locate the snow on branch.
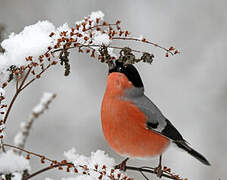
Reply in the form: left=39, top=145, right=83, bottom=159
left=2, top=144, right=186, bottom=180
left=0, top=88, right=6, bottom=140
left=14, top=92, right=56, bottom=152
left=0, top=150, right=30, bottom=174
left=3, top=144, right=133, bottom=180
left=0, top=10, right=179, bottom=85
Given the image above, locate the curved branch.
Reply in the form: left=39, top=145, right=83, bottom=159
left=3, top=143, right=184, bottom=180
left=112, top=37, right=174, bottom=55
left=126, top=166, right=181, bottom=180
left=3, top=67, right=32, bottom=124
left=23, top=163, right=72, bottom=180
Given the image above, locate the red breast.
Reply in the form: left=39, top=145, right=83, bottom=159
left=101, top=72, right=170, bottom=158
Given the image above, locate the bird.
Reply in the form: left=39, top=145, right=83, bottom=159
left=101, top=60, right=210, bottom=176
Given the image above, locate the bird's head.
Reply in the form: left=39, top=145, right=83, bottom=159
left=106, top=61, right=144, bottom=95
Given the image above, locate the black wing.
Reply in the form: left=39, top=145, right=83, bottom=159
left=147, top=119, right=210, bottom=166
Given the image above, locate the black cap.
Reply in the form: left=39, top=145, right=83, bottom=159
left=109, top=61, right=144, bottom=88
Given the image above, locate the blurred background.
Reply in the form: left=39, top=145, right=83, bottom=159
left=0, top=0, right=226, bottom=179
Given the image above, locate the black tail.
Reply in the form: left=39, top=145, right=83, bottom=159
left=174, top=141, right=211, bottom=166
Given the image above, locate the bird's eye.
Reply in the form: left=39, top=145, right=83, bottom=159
left=117, top=67, right=122, bottom=72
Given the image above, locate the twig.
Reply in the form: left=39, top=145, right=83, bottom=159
left=53, top=44, right=146, bottom=55
left=3, top=143, right=184, bottom=180
left=112, top=37, right=174, bottom=55
left=3, top=89, right=20, bottom=124
left=126, top=166, right=183, bottom=180
left=16, top=75, right=19, bottom=91
left=23, top=163, right=72, bottom=180
left=3, top=143, right=55, bottom=162
left=18, top=66, right=32, bottom=90
left=20, top=64, right=52, bottom=91
left=85, top=23, right=118, bottom=31
left=14, top=92, right=56, bottom=153
left=3, top=67, right=32, bottom=124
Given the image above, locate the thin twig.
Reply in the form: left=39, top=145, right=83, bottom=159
left=14, top=93, right=56, bottom=153
left=126, top=166, right=181, bottom=180
left=23, top=163, right=72, bottom=180
left=20, top=64, right=51, bottom=91
left=3, top=67, right=32, bottom=124
left=85, top=23, right=118, bottom=31
left=112, top=37, right=174, bottom=55
left=3, top=143, right=184, bottom=180
left=139, top=170, right=150, bottom=180
left=53, top=44, right=145, bottom=55
left=3, top=90, right=20, bottom=124
left=16, top=75, right=19, bottom=91
left=3, top=143, right=54, bottom=162
left=18, top=66, right=32, bottom=90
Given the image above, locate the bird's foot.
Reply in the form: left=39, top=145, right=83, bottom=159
left=154, top=165, right=163, bottom=178
left=115, top=158, right=129, bottom=171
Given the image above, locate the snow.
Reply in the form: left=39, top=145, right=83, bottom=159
left=14, top=92, right=55, bottom=147
left=45, top=178, right=54, bottom=180
left=62, top=176, right=96, bottom=180
left=64, top=148, right=115, bottom=169
left=12, top=173, right=22, bottom=180
left=32, top=92, right=55, bottom=114
left=0, top=21, right=55, bottom=68
left=13, top=131, right=24, bottom=147
left=135, top=34, right=144, bottom=41
left=13, top=121, right=27, bottom=147
left=89, top=11, right=104, bottom=21
left=0, top=10, right=114, bottom=83
left=64, top=148, right=78, bottom=162
left=93, top=34, right=111, bottom=46
left=63, top=148, right=129, bottom=180
left=0, top=87, right=5, bottom=96
left=0, top=150, right=30, bottom=174
left=40, top=92, right=55, bottom=104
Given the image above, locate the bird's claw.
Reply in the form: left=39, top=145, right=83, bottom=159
left=154, top=165, right=163, bottom=178
left=115, top=158, right=129, bottom=171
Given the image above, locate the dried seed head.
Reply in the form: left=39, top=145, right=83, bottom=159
left=26, top=154, right=30, bottom=160
left=49, top=32, right=55, bottom=37
left=174, top=50, right=179, bottom=54
left=74, top=168, right=78, bottom=173
left=2, top=82, right=7, bottom=88
left=61, top=160, right=67, bottom=164
left=169, top=46, right=175, bottom=51
left=41, top=156, right=45, bottom=163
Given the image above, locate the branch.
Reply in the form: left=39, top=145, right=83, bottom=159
left=3, top=67, right=32, bottom=124
left=52, top=44, right=146, bottom=54
left=2, top=62, right=54, bottom=127
left=20, top=63, right=52, bottom=91
left=112, top=37, right=175, bottom=55
left=126, top=166, right=184, bottom=180
left=3, top=143, right=185, bottom=180
left=14, top=92, right=56, bottom=153
left=23, top=163, right=72, bottom=180
left=3, top=89, right=20, bottom=124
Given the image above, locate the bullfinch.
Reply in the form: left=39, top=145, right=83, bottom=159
left=101, top=61, right=210, bottom=175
